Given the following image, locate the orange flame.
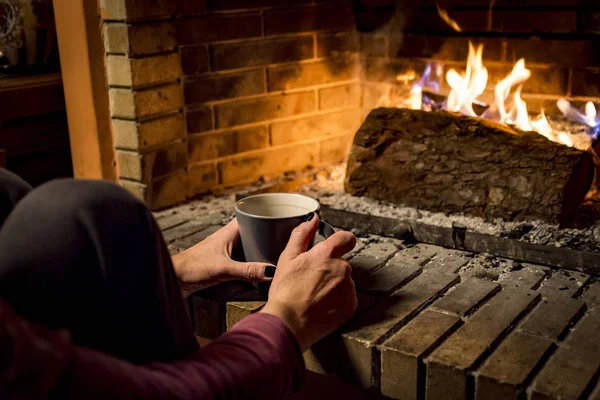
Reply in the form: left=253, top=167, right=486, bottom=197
left=446, top=42, right=488, bottom=116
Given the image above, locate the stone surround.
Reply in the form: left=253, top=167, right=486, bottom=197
left=155, top=199, right=600, bottom=400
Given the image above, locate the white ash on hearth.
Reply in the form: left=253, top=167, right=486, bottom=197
left=299, top=164, right=600, bottom=254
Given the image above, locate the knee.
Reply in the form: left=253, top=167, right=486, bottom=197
left=22, top=179, right=148, bottom=223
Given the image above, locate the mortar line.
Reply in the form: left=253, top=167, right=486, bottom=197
left=417, top=319, right=464, bottom=400
left=372, top=276, right=461, bottom=390
left=470, top=292, right=541, bottom=372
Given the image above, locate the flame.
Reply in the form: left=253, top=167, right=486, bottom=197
left=410, top=85, right=422, bottom=110
left=394, top=40, right=595, bottom=150
left=557, top=99, right=599, bottom=143
left=530, top=110, right=553, bottom=141
left=491, top=59, right=531, bottom=124
left=436, top=4, right=462, bottom=32
left=510, top=87, right=532, bottom=132
left=445, top=42, right=488, bottom=117
left=586, top=101, right=597, bottom=121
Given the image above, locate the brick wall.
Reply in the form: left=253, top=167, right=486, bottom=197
left=364, top=0, right=600, bottom=116
left=179, top=0, right=361, bottom=194
left=99, top=0, right=362, bottom=209
left=99, top=0, right=600, bottom=209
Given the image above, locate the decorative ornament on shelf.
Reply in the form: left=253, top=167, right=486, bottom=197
left=0, top=0, right=58, bottom=72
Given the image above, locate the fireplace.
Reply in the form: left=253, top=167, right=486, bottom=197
left=99, top=1, right=600, bottom=399
left=98, top=0, right=600, bottom=212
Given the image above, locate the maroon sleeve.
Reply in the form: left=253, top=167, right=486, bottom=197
left=0, top=300, right=305, bottom=399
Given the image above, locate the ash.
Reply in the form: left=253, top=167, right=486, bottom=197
left=299, top=164, right=600, bottom=254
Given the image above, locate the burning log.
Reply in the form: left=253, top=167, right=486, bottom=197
left=345, top=108, right=595, bottom=224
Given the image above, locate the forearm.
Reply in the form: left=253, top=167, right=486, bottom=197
left=1, top=301, right=305, bottom=399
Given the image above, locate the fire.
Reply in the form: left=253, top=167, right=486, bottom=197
left=396, top=41, right=595, bottom=151
left=446, top=42, right=488, bottom=117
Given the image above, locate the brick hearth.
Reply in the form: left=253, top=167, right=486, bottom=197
left=156, top=200, right=600, bottom=400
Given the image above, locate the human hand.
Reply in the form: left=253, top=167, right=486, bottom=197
left=172, top=219, right=275, bottom=297
left=260, top=214, right=358, bottom=352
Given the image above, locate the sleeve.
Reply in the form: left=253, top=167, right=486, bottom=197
left=0, top=300, right=306, bottom=399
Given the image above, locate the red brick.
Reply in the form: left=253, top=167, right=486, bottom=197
left=498, top=264, right=550, bottom=290
left=186, top=105, right=213, bottom=133
left=211, top=36, right=314, bottom=71
left=320, top=133, right=354, bottom=164
left=349, top=242, right=399, bottom=279
left=209, top=0, right=310, bottom=11
left=356, top=253, right=423, bottom=295
left=188, top=125, right=269, bottom=162
left=530, top=346, right=600, bottom=400
left=176, top=0, right=207, bottom=14
left=99, top=0, right=176, bottom=21
left=538, top=270, right=590, bottom=299
left=218, top=141, right=320, bottom=185
left=506, top=38, right=600, bottom=67
left=149, top=169, right=188, bottom=210
left=177, top=13, right=262, bottom=44
left=264, top=4, right=355, bottom=35
left=432, top=278, right=500, bottom=317
left=518, top=298, right=585, bottom=341
left=424, top=248, right=471, bottom=273
left=580, top=10, right=600, bottom=34
left=339, top=271, right=459, bottom=387
left=563, top=311, right=600, bottom=355
left=476, top=332, right=554, bottom=400
left=425, top=288, right=540, bottom=400
left=270, top=109, right=361, bottom=145
left=571, top=68, right=600, bottom=97
left=181, top=46, right=210, bottom=76
left=380, top=310, right=461, bottom=400
left=522, top=67, right=569, bottom=95
left=214, top=91, right=315, bottom=128
left=143, top=142, right=188, bottom=181
left=170, top=225, right=222, bottom=254
left=390, top=35, right=502, bottom=62
left=162, top=211, right=224, bottom=243
left=361, top=34, right=387, bottom=57
left=451, top=10, right=577, bottom=34
left=318, top=32, right=360, bottom=58
left=319, top=83, right=361, bottom=110
left=583, top=281, right=600, bottom=309
left=268, top=58, right=359, bottom=91
left=188, top=162, right=218, bottom=194
left=184, top=69, right=264, bottom=105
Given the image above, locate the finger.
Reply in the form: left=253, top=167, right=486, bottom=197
left=214, top=218, right=239, bottom=240
left=223, top=260, right=276, bottom=282
left=316, top=231, right=357, bottom=258
left=279, top=213, right=319, bottom=264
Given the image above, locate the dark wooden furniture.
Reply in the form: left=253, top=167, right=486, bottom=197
left=0, top=72, right=73, bottom=185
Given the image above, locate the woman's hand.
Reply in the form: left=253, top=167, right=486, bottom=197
left=260, top=214, right=358, bottom=352
left=172, top=219, right=275, bottom=297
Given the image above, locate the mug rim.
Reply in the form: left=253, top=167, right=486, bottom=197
left=235, top=193, right=320, bottom=220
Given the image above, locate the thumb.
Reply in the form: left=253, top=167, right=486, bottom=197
left=279, top=213, right=319, bottom=264
left=224, top=260, right=276, bottom=282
